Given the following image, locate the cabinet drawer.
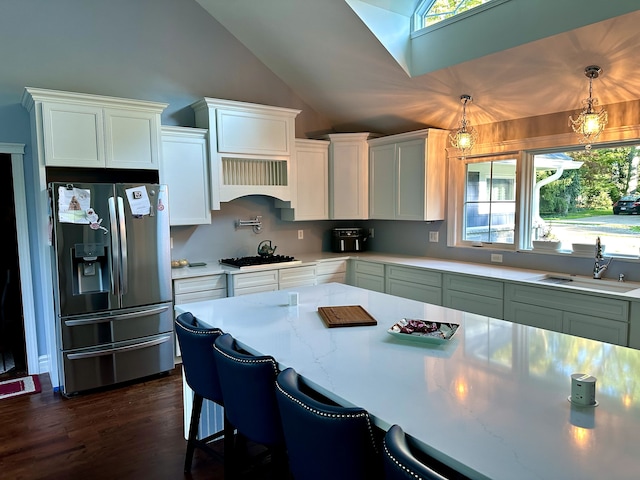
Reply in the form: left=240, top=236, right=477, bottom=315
left=173, top=274, right=226, bottom=295
left=353, top=261, right=384, bottom=277
left=316, top=273, right=347, bottom=284
left=316, top=260, right=347, bottom=276
left=386, top=265, right=441, bottom=287
left=231, top=270, right=279, bottom=290
left=444, top=274, right=503, bottom=299
left=279, top=265, right=316, bottom=284
left=234, top=284, right=279, bottom=296
left=174, top=289, right=226, bottom=305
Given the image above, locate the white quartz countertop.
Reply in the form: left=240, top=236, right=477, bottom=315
left=171, top=251, right=640, bottom=298
left=175, top=283, right=640, bottom=480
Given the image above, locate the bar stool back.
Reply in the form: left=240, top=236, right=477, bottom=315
left=275, top=367, right=383, bottom=480
left=174, top=312, right=233, bottom=473
left=213, top=333, right=288, bottom=477
left=382, top=424, right=448, bottom=480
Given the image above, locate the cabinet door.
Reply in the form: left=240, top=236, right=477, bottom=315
left=504, top=301, right=564, bottom=332
left=160, top=127, right=211, bottom=225
left=354, top=273, right=385, bottom=293
left=387, top=278, right=442, bottom=305
left=104, top=108, right=160, bottom=169
left=563, top=312, right=628, bottom=346
left=396, top=139, right=425, bottom=220
left=42, top=102, right=104, bottom=167
left=443, top=289, right=503, bottom=318
left=330, top=141, right=369, bottom=219
left=369, top=143, right=395, bottom=219
left=280, top=140, right=328, bottom=220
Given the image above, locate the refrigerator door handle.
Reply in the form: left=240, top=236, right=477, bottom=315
left=108, top=196, right=120, bottom=296
left=66, top=334, right=172, bottom=360
left=63, top=304, right=172, bottom=327
left=117, top=196, right=128, bottom=295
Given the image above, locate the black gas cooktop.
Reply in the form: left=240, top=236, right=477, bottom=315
left=219, top=255, right=301, bottom=269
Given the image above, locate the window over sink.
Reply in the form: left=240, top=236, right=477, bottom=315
left=449, top=142, right=640, bottom=257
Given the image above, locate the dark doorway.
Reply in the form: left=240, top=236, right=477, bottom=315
left=0, top=153, right=26, bottom=380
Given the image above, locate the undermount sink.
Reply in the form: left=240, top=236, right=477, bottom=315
left=534, top=274, right=640, bottom=293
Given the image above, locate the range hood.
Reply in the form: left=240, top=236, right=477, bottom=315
left=192, top=97, right=301, bottom=210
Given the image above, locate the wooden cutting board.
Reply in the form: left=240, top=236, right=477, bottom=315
left=317, top=305, right=377, bottom=328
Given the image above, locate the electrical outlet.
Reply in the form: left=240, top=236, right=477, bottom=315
left=429, top=231, right=439, bottom=243
left=369, top=228, right=374, bottom=239
left=491, top=253, right=503, bottom=263
left=298, top=229, right=304, bottom=240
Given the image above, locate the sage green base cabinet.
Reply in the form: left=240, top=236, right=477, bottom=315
left=629, top=302, right=640, bottom=349
left=443, top=274, right=503, bottom=318
left=351, top=260, right=385, bottom=293
left=386, top=265, right=442, bottom=305
left=504, top=283, right=629, bottom=346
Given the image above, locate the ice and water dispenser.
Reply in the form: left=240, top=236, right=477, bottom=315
left=72, top=243, right=109, bottom=295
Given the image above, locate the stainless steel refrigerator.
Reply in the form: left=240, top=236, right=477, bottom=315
left=49, top=182, right=174, bottom=396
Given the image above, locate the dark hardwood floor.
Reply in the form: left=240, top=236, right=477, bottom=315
left=0, top=367, right=270, bottom=480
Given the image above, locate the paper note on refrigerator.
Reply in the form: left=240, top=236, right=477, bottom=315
left=125, top=186, right=151, bottom=216
left=58, top=186, right=91, bottom=224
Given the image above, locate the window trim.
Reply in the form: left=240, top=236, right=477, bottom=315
left=448, top=137, right=640, bottom=255
left=448, top=153, right=521, bottom=249
left=412, top=0, right=511, bottom=36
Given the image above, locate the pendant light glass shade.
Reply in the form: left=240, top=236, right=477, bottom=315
left=449, top=94, right=477, bottom=157
left=568, top=65, right=608, bottom=151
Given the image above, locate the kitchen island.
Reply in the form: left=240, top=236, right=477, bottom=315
left=176, top=283, right=640, bottom=479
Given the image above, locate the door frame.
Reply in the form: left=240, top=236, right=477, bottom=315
left=1, top=143, right=38, bottom=374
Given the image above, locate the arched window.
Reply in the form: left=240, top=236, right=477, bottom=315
left=414, top=0, right=498, bottom=30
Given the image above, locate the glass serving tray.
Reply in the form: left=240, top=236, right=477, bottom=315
left=387, top=319, right=459, bottom=345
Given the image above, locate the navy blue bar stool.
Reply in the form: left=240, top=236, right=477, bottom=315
left=383, top=424, right=449, bottom=480
left=174, top=312, right=233, bottom=473
left=275, top=366, right=383, bottom=480
left=213, top=333, right=288, bottom=478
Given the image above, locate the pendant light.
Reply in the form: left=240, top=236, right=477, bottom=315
left=568, top=65, right=608, bottom=151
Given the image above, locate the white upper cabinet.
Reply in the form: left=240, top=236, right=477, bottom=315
left=368, top=129, right=447, bottom=221
left=160, top=126, right=211, bottom=226
left=22, top=88, right=167, bottom=170
left=278, top=139, right=329, bottom=221
left=322, top=133, right=379, bottom=220
left=191, top=97, right=301, bottom=210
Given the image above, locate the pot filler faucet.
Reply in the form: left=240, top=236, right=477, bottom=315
left=593, top=236, right=612, bottom=279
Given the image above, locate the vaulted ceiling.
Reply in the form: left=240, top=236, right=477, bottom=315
left=196, top=0, right=640, bottom=135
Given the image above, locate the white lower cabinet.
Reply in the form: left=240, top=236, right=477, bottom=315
left=443, top=273, right=504, bottom=318
left=316, top=259, right=347, bottom=284
left=386, top=265, right=442, bottom=305
left=228, top=270, right=280, bottom=297
left=351, top=260, right=385, bottom=293
left=228, top=265, right=318, bottom=296
left=504, top=283, right=629, bottom=346
left=279, top=265, right=317, bottom=289
left=173, top=273, right=227, bottom=356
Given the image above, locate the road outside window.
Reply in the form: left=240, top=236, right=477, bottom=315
left=534, top=145, right=640, bottom=256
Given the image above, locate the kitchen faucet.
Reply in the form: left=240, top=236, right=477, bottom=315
left=593, top=236, right=612, bottom=279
